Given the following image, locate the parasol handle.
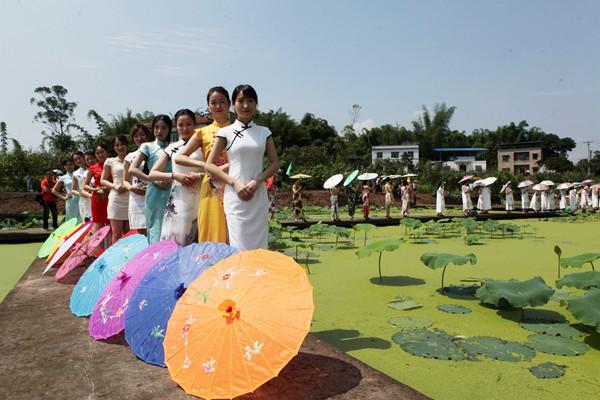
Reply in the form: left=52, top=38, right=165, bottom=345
left=174, top=283, right=186, bottom=300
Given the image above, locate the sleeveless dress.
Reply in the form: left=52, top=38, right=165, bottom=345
left=160, top=140, right=204, bottom=246
left=139, top=139, right=172, bottom=244
left=195, top=121, right=229, bottom=243
left=59, top=171, right=81, bottom=222
left=90, top=162, right=109, bottom=225
left=73, top=167, right=91, bottom=221
left=216, top=120, right=271, bottom=250
left=124, top=151, right=147, bottom=229
left=105, top=157, right=129, bottom=220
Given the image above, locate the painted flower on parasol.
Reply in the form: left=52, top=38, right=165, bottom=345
left=37, top=218, right=79, bottom=259
left=70, top=234, right=148, bottom=317
left=55, top=226, right=111, bottom=282
left=43, top=221, right=93, bottom=275
left=164, top=249, right=314, bottom=400
left=125, top=242, right=239, bottom=367
left=89, top=240, right=178, bottom=340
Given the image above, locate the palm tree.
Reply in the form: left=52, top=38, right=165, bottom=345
left=412, top=103, right=456, bottom=160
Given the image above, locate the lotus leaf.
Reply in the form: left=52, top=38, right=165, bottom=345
left=353, top=223, right=377, bottom=246
left=566, top=287, right=600, bottom=332
left=560, top=252, right=600, bottom=271
left=520, top=321, right=583, bottom=338
left=392, top=328, right=465, bottom=360
left=388, top=300, right=422, bottom=311
left=460, top=336, right=535, bottom=362
left=444, top=285, right=481, bottom=298
left=420, top=253, right=477, bottom=294
left=556, top=271, right=600, bottom=290
left=394, top=295, right=414, bottom=301
left=388, top=316, right=433, bottom=330
left=526, top=334, right=589, bottom=356
left=437, top=304, right=472, bottom=314
left=475, top=276, right=554, bottom=310
left=356, top=239, right=403, bottom=283
left=464, top=234, right=483, bottom=245
left=529, top=362, right=566, bottom=379
left=550, top=289, right=578, bottom=304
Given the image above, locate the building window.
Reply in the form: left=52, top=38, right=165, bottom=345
left=502, top=155, right=510, bottom=162
left=532, top=153, right=539, bottom=160
left=376, top=152, right=383, bottom=159
left=515, top=165, right=528, bottom=175
left=391, top=152, right=399, bottom=159
left=406, top=151, right=414, bottom=159
left=475, top=165, right=483, bottom=172
left=502, top=168, right=510, bottom=172
left=514, top=152, right=530, bottom=161
left=532, top=167, right=539, bottom=173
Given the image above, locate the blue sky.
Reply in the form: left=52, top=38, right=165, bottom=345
left=1, top=0, right=598, bottom=160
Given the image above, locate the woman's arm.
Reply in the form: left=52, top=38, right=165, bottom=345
left=174, top=135, right=204, bottom=168
left=83, top=170, right=96, bottom=193
left=205, top=137, right=246, bottom=195
left=128, top=151, right=150, bottom=181
left=51, top=179, right=69, bottom=201
left=100, top=162, right=114, bottom=190
left=123, top=159, right=145, bottom=195
left=237, top=136, right=280, bottom=201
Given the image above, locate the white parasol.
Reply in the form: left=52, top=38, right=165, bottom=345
left=357, top=172, right=378, bottom=181
left=323, top=174, right=344, bottom=189
left=481, top=177, right=498, bottom=187
left=532, top=183, right=549, bottom=191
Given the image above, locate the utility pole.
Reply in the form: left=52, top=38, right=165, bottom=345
left=583, top=141, right=593, bottom=175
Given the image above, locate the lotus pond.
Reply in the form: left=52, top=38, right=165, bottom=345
left=271, top=214, right=600, bottom=400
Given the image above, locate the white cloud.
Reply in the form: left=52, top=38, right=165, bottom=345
left=353, top=118, right=375, bottom=133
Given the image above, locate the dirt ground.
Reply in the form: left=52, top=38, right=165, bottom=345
left=0, top=258, right=429, bottom=400
left=0, top=192, right=65, bottom=216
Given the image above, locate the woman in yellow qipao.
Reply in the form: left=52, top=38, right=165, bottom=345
left=176, top=86, right=230, bottom=243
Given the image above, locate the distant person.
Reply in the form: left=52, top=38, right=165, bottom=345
left=478, top=185, right=492, bottom=214
left=52, top=158, right=81, bottom=222
left=401, top=179, right=411, bottom=217
left=520, top=187, right=530, bottom=212
left=25, top=174, right=34, bottom=192
left=383, top=178, right=393, bottom=218
left=530, top=189, right=540, bottom=212
left=329, top=185, right=340, bottom=221
left=292, top=179, right=306, bottom=222
left=504, top=183, right=514, bottom=212
left=559, top=188, right=568, bottom=211
left=123, top=123, right=152, bottom=235
left=540, top=188, right=548, bottom=211
left=547, top=189, right=556, bottom=211
left=569, top=186, right=578, bottom=212
left=461, top=181, right=473, bottom=215
left=346, top=184, right=358, bottom=221
left=40, top=169, right=58, bottom=230
left=361, top=184, right=370, bottom=220
left=411, top=180, right=417, bottom=207
left=71, top=150, right=95, bottom=222
left=84, top=144, right=110, bottom=234
left=435, top=181, right=446, bottom=217
left=101, top=135, right=131, bottom=243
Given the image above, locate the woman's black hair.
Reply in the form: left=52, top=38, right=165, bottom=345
left=84, top=150, right=95, bottom=157
left=231, top=84, right=258, bottom=104
left=71, top=150, right=84, bottom=163
left=129, top=123, right=152, bottom=142
left=206, top=86, right=230, bottom=104
left=173, top=109, right=196, bottom=126
left=113, top=134, right=129, bottom=147
left=62, top=159, right=73, bottom=166
left=151, top=114, right=173, bottom=132
left=95, top=143, right=110, bottom=153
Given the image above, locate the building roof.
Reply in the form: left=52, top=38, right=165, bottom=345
left=432, top=147, right=487, bottom=152
left=371, top=144, right=419, bottom=149
left=497, top=141, right=543, bottom=150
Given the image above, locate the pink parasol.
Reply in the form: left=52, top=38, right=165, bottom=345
left=55, top=226, right=111, bottom=282
left=458, top=175, right=474, bottom=184
left=43, top=222, right=93, bottom=275
left=517, top=179, right=535, bottom=189
left=89, top=240, right=178, bottom=340
left=582, top=179, right=595, bottom=185
left=557, top=182, right=573, bottom=190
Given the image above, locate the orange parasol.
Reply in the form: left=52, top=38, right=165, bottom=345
left=164, top=249, right=314, bottom=399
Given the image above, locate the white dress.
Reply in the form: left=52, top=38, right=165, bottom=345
left=461, top=185, right=473, bottom=212
left=124, top=151, right=147, bottom=229
left=105, top=157, right=129, bottom=220
left=530, top=192, right=539, bottom=211
left=569, top=189, right=578, bottom=211
left=592, top=188, right=599, bottom=209
left=216, top=120, right=271, bottom=250
left=559, top=190, right=567, bottom=210
left=580, top=188, right=589, bottom=210
left=73, top=167, right=92, bottom=220
left=59, top=171, right=81, bottom=222
left=547, top=191, right=555, bottom=210
left=478, top=187, right=491, bottom=211
left=435, top=186, right=445, bottom=214
left=540, top=191, right=548, bottom=211
left=160, top=140, right=203, bottom=246
left=521, top=190, right=529, bottom=211
left=505, top=187, right=514, bottom=211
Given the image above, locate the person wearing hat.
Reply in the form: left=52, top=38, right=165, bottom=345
left=435, top=181, right=446, bottom=217
left=361, top=183, right=371, bottom=220
left=383, top=177, right=394, bottom=219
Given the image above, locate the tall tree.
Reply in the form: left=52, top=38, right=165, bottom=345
left=0, top=122, right=7, bottom=154
left=412, top=103, right=456, bottom=160
left=30, top=85, right=86, bottom=152
left=86, top=109, right=155, bottom=149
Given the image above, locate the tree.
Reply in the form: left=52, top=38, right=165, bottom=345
left=0, top=122, right=7, bottom=155
left=30, top=85, right=87, bottom=153
left=412, top=103, right=456, bottom=160
left=86, top=109, right=155, bottom=150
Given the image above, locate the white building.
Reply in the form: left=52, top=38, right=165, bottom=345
left=432, top=147, right=487, bottom=172
left=371, top=144, right=419, bottom=164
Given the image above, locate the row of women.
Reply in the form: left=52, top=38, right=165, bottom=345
left=52, top=85, right=280, bottom=251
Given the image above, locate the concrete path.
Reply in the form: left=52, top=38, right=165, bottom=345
left=0, top=259, right=429, bottom=400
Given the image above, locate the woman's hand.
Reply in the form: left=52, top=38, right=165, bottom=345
left=115, top=184, right=127, bottom=194
left=237, top=180, right=258, bottom=201
left=233, top=180, right=251, bottom=201
left=131, top=186, right=146, bottom=196
left=155, top=180, right=171, bottom=190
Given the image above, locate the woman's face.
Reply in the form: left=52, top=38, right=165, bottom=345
left=154, top=120, right=170, bottom=141
left=72, top=154, right=84, bottom=168
left=176, top=115, right=195, bottom=141
left=114, top=139, right=128, bottom=156
left=208, top=92, right=230, bottom=121
left=133, top=130, right=149, bottom=146
left=233, top=92, right=257, bottom=122
left=63, top=161, right=74, bottom=172
left=95, top=147, right=108, bottom=163
left=84, top=154, right=97, bottom=167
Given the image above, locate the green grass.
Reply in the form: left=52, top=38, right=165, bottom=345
left=0, top=243, right=40, bottom=302
left=299, top=216, right=600, bottom=400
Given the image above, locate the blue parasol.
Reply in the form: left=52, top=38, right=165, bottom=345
left=124, top=241, right=238, bottom=367
left=343, top=169, right=360, bottom=187
left=70, top=234, right=148, bottom=317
